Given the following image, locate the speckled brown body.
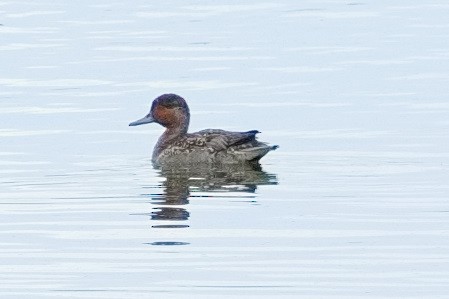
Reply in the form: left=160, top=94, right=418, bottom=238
left=130, top=94, right=278, bottom=166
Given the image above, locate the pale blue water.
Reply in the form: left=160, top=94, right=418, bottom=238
left=1, top=1, right=449, bottom=298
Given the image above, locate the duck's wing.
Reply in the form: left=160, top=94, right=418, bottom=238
left=195, top=129, right=260, bottom=151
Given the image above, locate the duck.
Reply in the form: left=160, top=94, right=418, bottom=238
left=129, top=94, right=278, bottom=166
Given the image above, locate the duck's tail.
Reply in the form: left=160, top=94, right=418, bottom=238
left=240, top=144, right=278, bottom=162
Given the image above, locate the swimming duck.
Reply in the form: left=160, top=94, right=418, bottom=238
left=129, top=94, right=278, bottom=166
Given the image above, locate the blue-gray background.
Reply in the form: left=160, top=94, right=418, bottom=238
left=1, top=1, right=449, bottom=298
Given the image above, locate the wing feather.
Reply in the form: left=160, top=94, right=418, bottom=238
left=196, top=129, right=259, bottom=151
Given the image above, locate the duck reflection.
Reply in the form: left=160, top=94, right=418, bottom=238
left=149, top=162, right=277, bottom=227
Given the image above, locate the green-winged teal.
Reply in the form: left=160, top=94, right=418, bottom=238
left=129, top=94, right=278, bottom=165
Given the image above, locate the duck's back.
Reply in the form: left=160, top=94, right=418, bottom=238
left=154, top=129, right=278, bottom=165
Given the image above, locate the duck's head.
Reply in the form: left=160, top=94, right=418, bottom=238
left=129, top=94, right=190, bottom=130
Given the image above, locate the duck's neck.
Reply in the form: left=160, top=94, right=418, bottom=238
left=162, top=125, right=187, bottom=141
left=157, top=115, right=189, bottom=145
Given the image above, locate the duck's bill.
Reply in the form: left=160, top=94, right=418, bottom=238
left=129, top=115, right=155, bottom=126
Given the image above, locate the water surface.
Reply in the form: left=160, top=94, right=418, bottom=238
left=1, top=1, right=449, bottom=298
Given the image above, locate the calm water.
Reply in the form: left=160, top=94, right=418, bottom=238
left=1, top=1, right=449, bottom=298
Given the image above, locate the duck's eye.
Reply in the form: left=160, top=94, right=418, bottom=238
left=160, top=99, right=180, bottom=109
